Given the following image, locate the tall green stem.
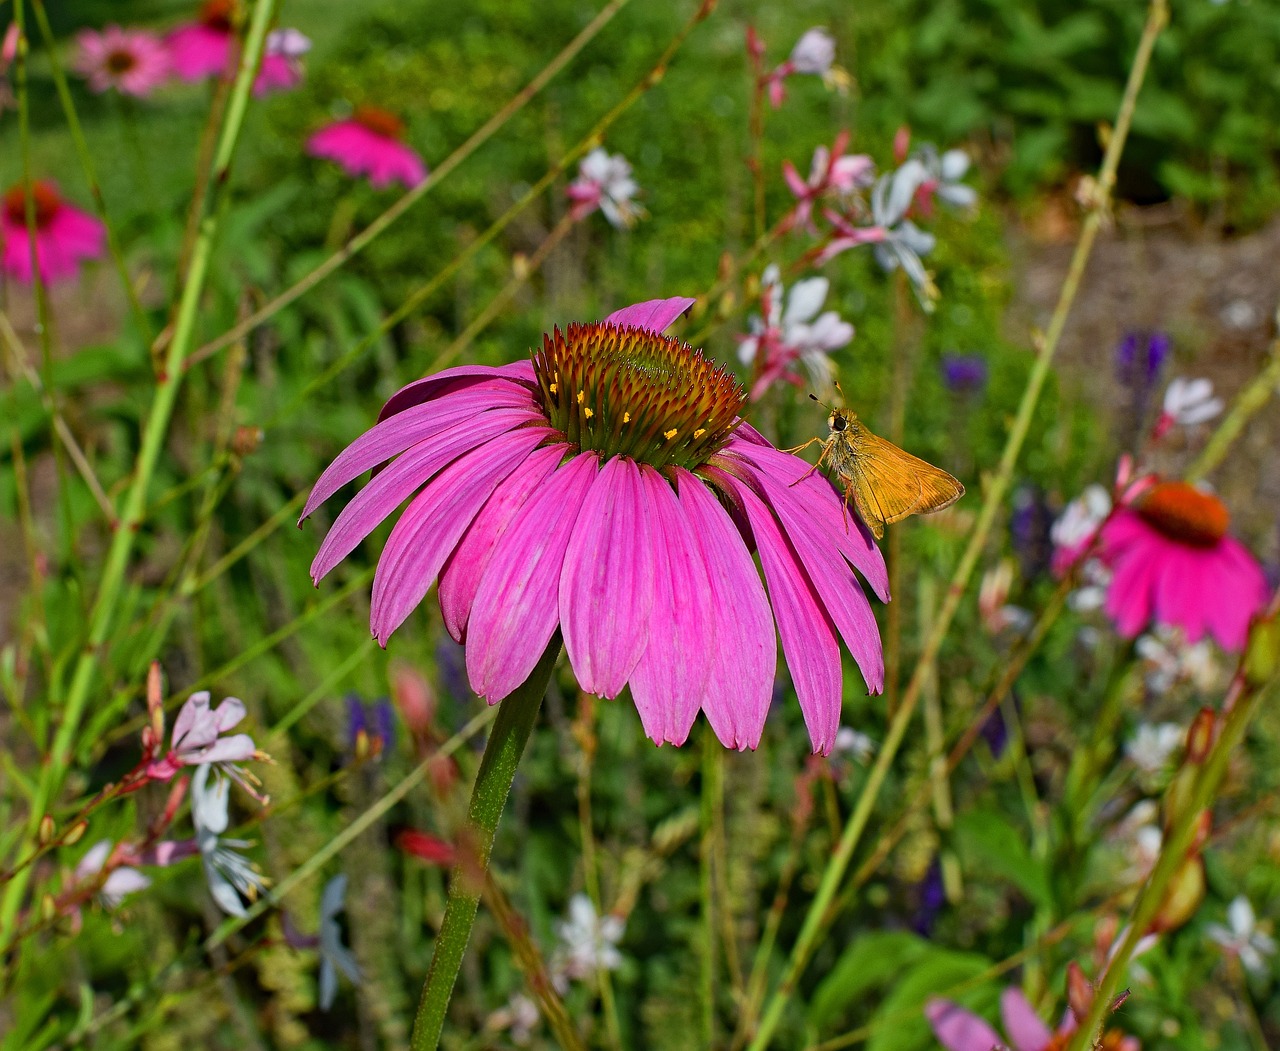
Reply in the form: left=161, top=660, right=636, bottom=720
left=0, top=0, right=280, bottom=944
left=744, top=3, right=1168, bottom=1045
left=410, top=639, right=561, bottom=1050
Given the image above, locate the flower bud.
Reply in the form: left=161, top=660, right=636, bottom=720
left=396, top=829, right=456, bottom=866
left=1152, top=853, right=1205, bottom=932
left=1066, top=961, right=1093, bottom=1023
left=37, top=815, right=55, bottom=846
left=40, top=893, right=57, bottom=922
left=1244, top=611, right=1280, bottom=689
left=390, top=661, right=436, bottom=742
left=63, top=820, right=87, bottom=847
left=1185, top=708, right=1215, bottom=764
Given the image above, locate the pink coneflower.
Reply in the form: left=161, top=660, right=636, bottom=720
left=167, top=0, right=306, bottom=96
left=307, top=106, right=427, bottom=190
left=1, top=181, right=106, bottom=286
left=302, top=297, right=888, bottom=753
left=74, top=25, right=172, bottom=97
left=927, top=988, right=1139, bottom=1051
left=1099, top=480, right=1268, bottom=651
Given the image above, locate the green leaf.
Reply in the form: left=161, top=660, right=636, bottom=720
left=865, top=948, right=997, bottom=1051
left=954, top=808, right=1053, bottom=907
left=809, top=930, right=931, bottom=1029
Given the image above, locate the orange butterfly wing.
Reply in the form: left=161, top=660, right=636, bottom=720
left=843, top=427, right=964, bottom=539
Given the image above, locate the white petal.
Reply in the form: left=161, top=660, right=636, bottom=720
left=940, top=149, right=970, bottom=181
left=782, top=277, right=829, bottom=328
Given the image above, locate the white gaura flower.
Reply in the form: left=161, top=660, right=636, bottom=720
left=191, top=765, right=268, bottom=917
left=74, top=840, right=150, bottom=909
left=737, top=264, right=853, bottom=400
left=1159, top=377, right=1224, bottom=430
left=554, top=893, right=624, bottom=982
left=566, top=148, right=645, bottom=229
left=1136, top=629, right=1219, bottom=695
left=1208, top=897, right=1277, bottom=975
left=788, top=28, right=836, bottom=75
left=1051, top=484, right=1112, bottom=573
left=1125, top=722, right=1183, bottom=776
left=832, top=726, right=875, bottom=764
left=913, top=144, right=978, bottom=210
left=318, top=874, right=361, bottom=1010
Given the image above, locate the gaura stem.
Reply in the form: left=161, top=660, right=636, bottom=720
left=744, top=2, right=1168, bottom=1045
left=409, top=638, right=561, bottom=1051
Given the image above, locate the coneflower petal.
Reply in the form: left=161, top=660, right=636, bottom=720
left=467, top=453, right=599, bottom=700
left=438, top=444, right=567, bottom=643
left=628, top=467, right=713, bottom=746
left=370, top=427, right=554, bottom=644
left=747, top=469, right=884, bottom=694
left=302, top=384, right=536, bottom=520
left=311, top=408, right=543, bottom=581
left=602, top=296, right=696, bottom=334
left=676, top=470, right=774, bottom=751
left=377, top=362, right=537, bottom=421
left=724, top=440, right=889, bottom=601
left=560, top=457, right=655, bottom=698
left=1105, top=548, right=1157, bottom=638
left=716, top=470, right=842, bottom=754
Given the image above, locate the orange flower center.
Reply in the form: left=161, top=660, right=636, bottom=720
left=200, top=0, right=236, bottom=31
left=3, top=181, right=61, bottom=229
left=353, top=105, right=405, bottom=140
left=532, top=322, right=745, bottom=471
left=106, top=48, right=138, bottom=74
left=1137, top=481, right=1229, bottom=547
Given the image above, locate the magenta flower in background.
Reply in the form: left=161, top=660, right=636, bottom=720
left=566, top=147, right=644, bottom=229
left=307, top=106, right=427, bottom=190
left=1, top=181, right=106, bottom=286
left=167, top=0, right=307, bottom=96
left=74, top=26, right=172, bottom=97
left=1099, top=480, right=1268, bottom=651
left=782, top=131, right=874, bottom=231
left=737, top=264, right=853, bottom=401
left=927, top=988, right=1139, bottom=1051
left=302, top=297, right=888, bottom=753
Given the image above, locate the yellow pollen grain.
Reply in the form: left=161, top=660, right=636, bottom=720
left=623, top=412, right=631, bottom=424
left=693, top=428, right=706, bottom=439
left=549, top=382, right=558, bottom=394
left=664, top=428, right=678, bottom=440
left=576, top=390, right=586, bottom=405
left=584, top=407, right=594, bottom=420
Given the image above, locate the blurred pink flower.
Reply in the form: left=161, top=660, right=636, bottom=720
left=1, top=180, right=106, bottom=285
left=146, top=690, right=259, bottom=784
left=1099, top=481, right=1268, bottom=651
left=566, top=147, right=644, bottom=228
left=927, top=988, right=1138, bottom=1051
left=302, top=297, right=888, bottom=753
left=1154, top=377, right=1222, bottom=438
left=74, top=25, right=171, bottom=96
left=766, top=27, right=836, bottom=107
left=307, top=106, right=427, bottom=189
left=738, top=264, right=852, bottom=401
left=1, top=23, right=18, bottom=73
left=1050, top=483, right=1112, bottom=576
left=782, top=131, right=874, bottom=231
left=167, top=1, right=306, bottom=95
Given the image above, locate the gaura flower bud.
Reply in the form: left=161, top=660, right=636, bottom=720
left=37, top=815, right=55, bottom=846
left=63, top=820, right=88, bottom=847
left=1066, top=960, right=1093, bottom=1023
left=1185, top=707, right=1215, bottom=764
left=1244, top=611, right=1280, bottom=689
left=1152, top=852, right=1205, bottom=933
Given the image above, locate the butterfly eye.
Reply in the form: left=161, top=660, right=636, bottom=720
left=831, top=415, right=847, bottom=432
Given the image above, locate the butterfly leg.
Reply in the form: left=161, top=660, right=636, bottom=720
left=788, top=440, right=832, bottom=487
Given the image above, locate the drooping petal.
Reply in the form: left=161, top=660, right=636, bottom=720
left=302, top=383, right=537, bottom=520
left=467, top=453, right=599, bottom=700
left=675, top=470, right=775, bottom=749
left=743, top=467, right=883, bottom=693
left=713, top=469, right=843, bottom=753
left=309, top=408, right=542, bottom=580
left=559, top=457, right=655, bottom=698
left=210, top=696, right=247, bottom=733
left=926, top=998, right=1006, bottom=1051
left=192, top=733, right=258, bottom=766
left=377, top=361, right=537, bottom=422
left=721, top=440, right=888, bottom=601
left=1000, top=988, right=1053, bottom=1051
left=602, top=297, right=696, bottom=334
left=370, top=426, right=554, bottom=643
left=627, top=467, right=713, bottom=746
left=439, top=443, right=567, bottom=642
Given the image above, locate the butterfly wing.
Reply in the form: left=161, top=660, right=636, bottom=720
left=845, top=427, right=964, bottom=538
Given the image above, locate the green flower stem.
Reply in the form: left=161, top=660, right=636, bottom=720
left=745, top=3, right=1167, bottom=1045
left=0, top=0, right=280, bottom=945
left=187, top=0, right=636, bottom=367
left=410, top=638, right=561, bottom=1051
left=1187, top=316, right=1280, bottom=484
left=1062, top=617, right=1280, bottom=1051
